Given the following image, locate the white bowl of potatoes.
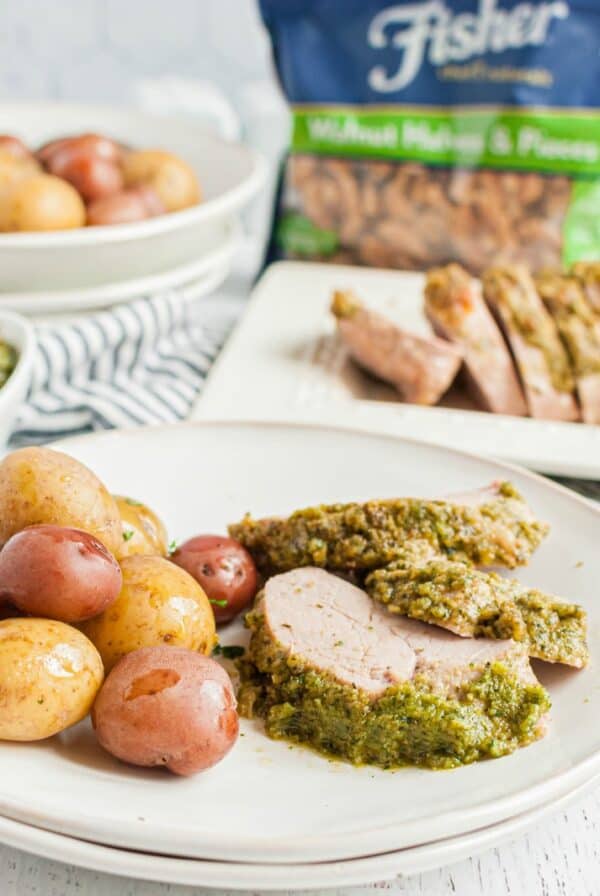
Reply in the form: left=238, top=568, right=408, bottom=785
left=0, top=103, right=266, bottom=297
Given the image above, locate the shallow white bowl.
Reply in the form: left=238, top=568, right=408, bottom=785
left=0, top=218, right=237, bottom=315
left=0, top=311, right=35, bottom=445
left=0, top=103, right=266, bottom=293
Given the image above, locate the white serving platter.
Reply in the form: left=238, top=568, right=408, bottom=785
left=196, top=261, right=600, bottom=478
left=0, top=773, right=594, bottom=890
left=0, top=421, right=597, bottom=865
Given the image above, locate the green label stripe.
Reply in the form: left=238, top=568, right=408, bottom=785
left=563, top=180, right=600, bottom=267
left=292, top=106, right=600, bottom=175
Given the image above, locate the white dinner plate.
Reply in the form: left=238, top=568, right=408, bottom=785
left=0, top=103, right=265, bottom=297
left=195, top=262, right=600, bottom=478
left=0, top=422, right=598, bottom=864
left=0, top=218, right=237, bottom=315
left=0, top=774, right=594, bottom=890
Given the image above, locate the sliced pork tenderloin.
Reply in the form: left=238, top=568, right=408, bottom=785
left=238, top=568, right=549, bottom=768
left=424, top=264, right=527, bottom=416
left=572, top=261, right=600, bottom=314
left=331, top=289, right=463, bottom=405
left=535, top=270, right=600, bottom=425
left=482, top=266, right=579, bottom=421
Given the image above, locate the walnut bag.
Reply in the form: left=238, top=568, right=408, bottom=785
left=260, top=0, right=600, bottom=273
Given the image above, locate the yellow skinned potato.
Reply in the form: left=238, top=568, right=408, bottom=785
left=0, top=173, right=85, bottom=232
left=0, top=446, right=122, bottom=556
left=81, top=555, right=217, bottom=672
left=0, top=151, right=39, bottom=192
left=114, top=495, right=169, bottom=560
left=0, top=618, right=103, bottom=741
left=122, top=150, right=200, bottom=212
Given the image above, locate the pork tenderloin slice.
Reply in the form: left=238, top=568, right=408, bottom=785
left=228, top=481, right=549, bottom=576
left=239, top=568, right=549, bottom=768
left=331, top=289, right=462, bottom=405
left=424, top=264, right=527, bottom=416
left=577, top=375, right=600, bottom=425
left=366, top=548, right=588, bottom=668
left=535, top=270, right=600, bottom=425
left=483, top=266, right=579, bottom=422
left=261, top=567, right=417, bottom=695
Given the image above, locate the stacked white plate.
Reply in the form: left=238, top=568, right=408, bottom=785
left=0, top=103, right=266, bottom=314
left=1, top=421, right=598, bottom=889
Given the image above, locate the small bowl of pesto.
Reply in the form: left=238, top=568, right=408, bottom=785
left=0, top=311, right=35, bottom=447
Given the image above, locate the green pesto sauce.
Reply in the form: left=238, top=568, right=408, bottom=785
left=0, top=340, right=16, bottom=389
left=572, top=261, right=600, bottom=312
left=330, top=289, right=360, bottom=320
left=517, top=591, right=588, bottom=668
left=366, top=557, right=588, bottom=668
left=229, top=482, right=548, bottom=578
left=483, top=269, right=575, bottom=393
left=238, top=612, right=550, bottom=770
left=424, top=264, right=477, bottom=337
left=535, top=272, right=600, bottom=377
left=366, top=557, right=527, bottom=642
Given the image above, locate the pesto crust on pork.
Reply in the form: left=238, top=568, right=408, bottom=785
left=229, top=481, right=549, bottom=576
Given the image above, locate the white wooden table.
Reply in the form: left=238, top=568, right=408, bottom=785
left=1, top=783, right=599, bottom=895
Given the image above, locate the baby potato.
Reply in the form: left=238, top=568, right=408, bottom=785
left=0, top=151, right=39, bottom=192
left=0, top=618, right=103, bottom=741
left=114, top=495, right=169, bottom=560
left=122, top=149, right=200, bottom=212
left=86, top=185, right=165, bottom=227
left=0, top=446, right=122, bottom=556
left=0, top=173, right=85, bottom=231
left=48, top=147, right=123, bottom=203
left=92, top=646, right=238, bottom=775
left=0, top=525, right=122, bottom=623
left=0, top=136, right=33, bottom=161
left=37, top=133, right=123, bottom=167
left=171, top=535, right=257, bottom=624
left=81, top=555, right=216, bottom=672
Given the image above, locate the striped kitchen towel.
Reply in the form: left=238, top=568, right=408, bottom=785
left=9, top=284, right=240, bottom=447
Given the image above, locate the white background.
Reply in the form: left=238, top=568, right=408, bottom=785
left=0, top=0, right=272, bottom=109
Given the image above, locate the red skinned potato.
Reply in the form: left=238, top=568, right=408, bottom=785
left=86, top=186, right=165, bottom=227
left=0, top=136, right=33, bottom=160
left=0, top=525, right=122, bottom=623
left=171, top=535, right=258, bottom=624
left=47, top=147, right=123, bottom=202
left=36, top=136, right=71, bottom=165
left=0, top=604, right=22, bottom=621
left=135, top=184, right=166, bottom=216
left=37, top=133, right=123, bottom=166
left=92, top=646, right=239, bottom=775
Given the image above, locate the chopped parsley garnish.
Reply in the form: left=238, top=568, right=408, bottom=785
left=168, top=540, right=179, bottom=554
left=124, top=497, right=143, bottom=507
left=210, top=598, right=228, bottom=608
left=122, top=529, right=135, bottom=542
